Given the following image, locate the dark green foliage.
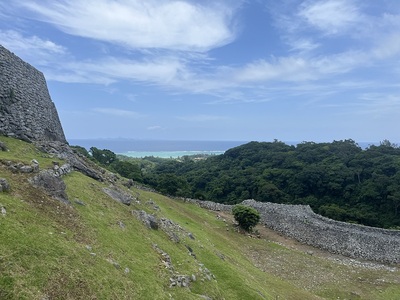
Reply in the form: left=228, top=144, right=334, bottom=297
left=71, top=145, right=92, bottom=159
left=84, top=147, right=144, bottom=184
left=232, top=205, right=260, bottom=231
left=156, top=173, right=189, bottom=196
left=134, top=139, right=400, bottom=228
left=110, top=160, right=142, bottom=182
left=90, top=147, right=117, bottom=166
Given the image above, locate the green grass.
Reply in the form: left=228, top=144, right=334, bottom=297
left=1, top=137, right=399, bottom=299
left=0, top=136, right=62, bottom=168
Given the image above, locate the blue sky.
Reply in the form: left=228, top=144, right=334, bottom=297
left=1, top=0, right=400, bottom=143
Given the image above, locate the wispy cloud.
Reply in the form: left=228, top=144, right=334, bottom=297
left=92, top=108, right=144, bottom=118
left=66, top=56, right=185, bottom=85
left=12, top=0, right=239, bottom=52
left=355, top=93, right=400, bottom=116
left=0, top=30, right=67, bottom=64
left=298, top=0, right=362, bottom=35
left=2, top=1, right=400, bottom=108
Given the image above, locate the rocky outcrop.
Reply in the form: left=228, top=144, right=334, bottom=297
left=35, top=141, right=104, bottom=181
left=0, top=141, right=7, bottom=151
left=103, top=186, right=133, bottom=206
left=0, top=178, right=10, bottom=192
left=30, top=169, right=69, bottom=204
left=132, top=210, right=195, bottom=243
left=1, top=159, right=40, bottom=174
left=0, top=45, right=66, bottom=143
left=133, top=210, right=159, bottom=229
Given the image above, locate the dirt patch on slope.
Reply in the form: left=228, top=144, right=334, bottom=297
left=217, top=211, right=399, bottom=298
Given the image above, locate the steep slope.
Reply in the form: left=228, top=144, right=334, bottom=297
left=1, top=136, right=399, bottom=300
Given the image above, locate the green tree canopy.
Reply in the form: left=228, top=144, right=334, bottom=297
left=90, top=147, right=117, bottom=166
left=232, top=205, right=260, bottom=231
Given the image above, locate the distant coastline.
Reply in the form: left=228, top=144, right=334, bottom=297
left=120, top=150, right=225, bottom=159
left=68, top=139, right=247, bottom=158
left=68, top=138, right=384, bottom=158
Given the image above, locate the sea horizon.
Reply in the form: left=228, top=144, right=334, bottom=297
left=68, top=139, right=248, bottom=158
left=67, top=138, right=385, bottom=158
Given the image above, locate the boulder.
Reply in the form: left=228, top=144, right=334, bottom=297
left=29, top=170, right=69, bottom=204
left=0, top=178, right=10, bottom=192
left=1, top=205, right=6, bottom=216
left=103, top=186, right=132, bottom=206
left=0, top=141, right=8, bottom=151
left=133, top=210, right=159, bottom=229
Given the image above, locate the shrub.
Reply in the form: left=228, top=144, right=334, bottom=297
left=232, top=205, right=260, bottom=231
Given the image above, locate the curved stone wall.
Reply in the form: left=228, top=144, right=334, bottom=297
left=242, top=200, right=400, bottom=264
left=0, top=45, right=66, bottom=143
left=184, top=198, right=399, bottom=264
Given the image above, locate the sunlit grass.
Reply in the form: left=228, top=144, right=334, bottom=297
left=1, top=137, right=399, bottom=299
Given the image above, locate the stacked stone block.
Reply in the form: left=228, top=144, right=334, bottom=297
left=0, top=45, right=66, bottom=143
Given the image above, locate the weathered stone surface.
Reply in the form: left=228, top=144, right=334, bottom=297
left=53, top=163, right=72, bottom=177
left=242, top=199, right=400, bottom=264
left=29, top=170, right=69, bottom=204
left=0, top=45, right=66, bottom=143
left=35, top=141, right=104, bottom=181
left=0, top=141, right=7, bottom=151
left=1, top=160, right=40, bottom=174
left=187, top=198, right=400, bottom=264
left=184, top=198, right=232, bottom=212
left=0, top=178, right=10, bottom=192
left=1, top=205, right=6, bottom=216
left=103, top=186, right=132, bottom=206
left=74, top=199, right=86, bottom=206
left=159, top=217, right=185, bottom=243
left=133, top=210, right=159, bottom=229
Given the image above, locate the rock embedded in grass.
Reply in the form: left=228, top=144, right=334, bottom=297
left=0, top=178, right=10, bottom=192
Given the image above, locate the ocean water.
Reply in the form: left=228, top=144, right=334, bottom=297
left=68, top=139, right=384, bottom=159
left=68, top=139, right=247, bottom=158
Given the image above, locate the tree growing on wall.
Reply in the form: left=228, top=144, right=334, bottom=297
left=232, top=205, right=260, bottom=231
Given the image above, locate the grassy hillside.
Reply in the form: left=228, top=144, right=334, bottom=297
left=0, top=136, right=399, bottom=299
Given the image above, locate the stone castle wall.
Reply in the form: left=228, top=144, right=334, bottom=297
left=186, top=198, right=400, bottom=264
left=242, top=200, right=400, bottom=264
left=0, top=45, right=66, bottom=143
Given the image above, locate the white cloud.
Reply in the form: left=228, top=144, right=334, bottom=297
left=288, top=38, right=320, bottom=53
left=3, top=2, right=400, bottom=106
left=0, top=30, right=67, bottom=64
left=371, top=33, right=400, bottom=60
left=0, top=31, right=186, bottom=85
left=298, top=0, right=362, bottom=35
left=92, top=108, right=144, bottom=118
left=233, top=57, right=313, bottom=82
left=356, top=93, right=400, bottom=116
left=15, top=0, right=238, bottom=52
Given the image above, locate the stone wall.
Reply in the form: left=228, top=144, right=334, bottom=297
left=182, top=198, right=232, bottom=212
left=0, top=45, right=66, bottom=143
left=242, top=200, right=400, bottom=264
left=185, top=198, right=399, bottom=264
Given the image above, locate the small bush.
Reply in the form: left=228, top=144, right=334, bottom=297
left=232, top=205, right=260, bottom=231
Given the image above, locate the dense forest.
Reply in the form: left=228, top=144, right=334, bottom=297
left=74, top=140, right=400, bottom=229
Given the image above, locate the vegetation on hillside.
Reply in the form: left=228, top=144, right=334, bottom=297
left=232, top=205, right=260, bottom=231
left=85, top=139, right=400, bottom=229
left=1, top=136, right=400, bottom=299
